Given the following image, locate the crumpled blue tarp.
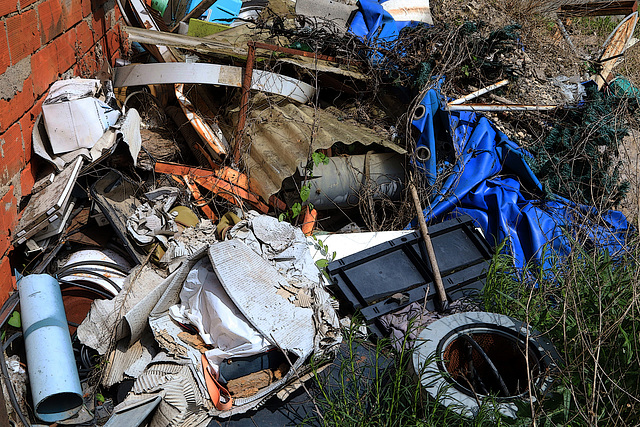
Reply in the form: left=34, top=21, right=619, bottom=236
left=349, top=0, right=418, bottom=43
left=408, top=87, right=632, bottom=271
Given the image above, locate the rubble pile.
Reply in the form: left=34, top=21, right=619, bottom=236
left=2, top=0, right=640, bottom=425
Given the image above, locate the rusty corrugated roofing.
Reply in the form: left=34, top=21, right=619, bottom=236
left=239, top=95, right=406, bottom=201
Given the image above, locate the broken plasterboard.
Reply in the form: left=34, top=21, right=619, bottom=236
left=33, top=198, right=77, bottom=241
left=43, top=95, right=120, bottom=154
left=14, top=156, right=82, bottom=243
left=34, top=108, right=142, bottom=172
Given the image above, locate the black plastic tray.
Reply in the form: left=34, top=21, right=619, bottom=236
left=326, top=215, right=492, bottom=336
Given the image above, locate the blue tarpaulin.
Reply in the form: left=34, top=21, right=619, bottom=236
left=348, top=3, right=632, bottom=270
left=349, top=0, right=418, bottom=43
left=408, top=86, right=631, bottom=271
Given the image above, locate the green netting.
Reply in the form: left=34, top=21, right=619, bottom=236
left=526, top=79, right=640, bottom=208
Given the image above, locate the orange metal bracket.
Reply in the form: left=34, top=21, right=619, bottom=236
left=182, top=175, right=218, bottom=221
left=155, top=161, right=269, bottom=213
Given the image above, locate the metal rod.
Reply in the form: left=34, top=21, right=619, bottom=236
left=233, top=41, right=256, bottom=165
left=448, top=79, right=509, bottom=105
left=409, top=183, right=448, bottom=312
left=447, top=104, right=557, bottom=112
left=556, top=18, right=583, bottom=60
left=460, top=334, right=511, bottom=397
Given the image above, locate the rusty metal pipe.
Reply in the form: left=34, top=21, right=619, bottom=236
left=251, top=41, right=341, bottom=63
left=233, top=42, right=257, bottom=165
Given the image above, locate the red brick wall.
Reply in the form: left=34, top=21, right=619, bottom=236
left=0, top=0, right=127, bottom=304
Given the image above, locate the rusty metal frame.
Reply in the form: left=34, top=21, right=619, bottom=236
left=233, top=41, right=348, bottom=164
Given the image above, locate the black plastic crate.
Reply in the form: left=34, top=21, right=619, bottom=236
left=326, top=215, right=493, bottom=336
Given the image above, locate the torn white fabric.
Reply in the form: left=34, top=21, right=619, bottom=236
left=168, top=257, right=270, bottom=372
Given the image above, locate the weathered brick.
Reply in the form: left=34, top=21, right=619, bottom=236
left=19, top=161, right=35, bottom=197
left=91, top=7, right=106, bottom=43
left=0, top=257, right=16, bottom=304
left=114, top=2, right=123, bottom=22
left=61, top=0, right=83, bottom=29
left=1, top=123, right=25, bottom=181
left=7, top=9, right=39, bottom=65
left=0, top=76, right=34, bottom=133
left=75, top=20, right=93, bottom=55
left=19, top=0, right=39, bottom=8
left=56, top=30, right=77, bottom=75
left=0, top=22, right=10, bottom=76
left=31, top=42, right=58, bottom=97
left=38, top=0, right=65, bottom=44
left=81, top=0, right=92, bottom=18
left=19, top=108, right=37, bottom=161
left=0, top=238, right=9, bottom=265
left=0, top=0, right=18, bottom=18
left=106, top=27, right=120, bottom=60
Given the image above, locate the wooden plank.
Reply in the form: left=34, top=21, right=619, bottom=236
left=170, top=0, right=217, bottom=32
left=14, top=157, right=82, bottom=238
left=594, top=12, right=639, bottom=88
left=558, top=1, right=637, bottom=18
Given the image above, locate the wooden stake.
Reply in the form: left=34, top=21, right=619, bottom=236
left=409, top=183, right=449, bottom=311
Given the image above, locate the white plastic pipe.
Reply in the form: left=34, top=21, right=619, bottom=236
left=448, top=79, right=510, bottom=105
left=20, top=274, right=83, bottom=422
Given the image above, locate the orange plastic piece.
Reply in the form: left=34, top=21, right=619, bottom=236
left=301, top=207, right=317, bottom=236
left=155, top=161, right=268, bottom=213
left=201, top=354, right=233, bottom=410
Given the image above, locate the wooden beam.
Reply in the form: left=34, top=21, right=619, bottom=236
left=558, top=1, right=637, bottom=18
left=170, top=0, right=217, bottom=32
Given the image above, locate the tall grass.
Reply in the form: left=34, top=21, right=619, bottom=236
left=310, top=235, right=640, bottom=426
left=484, top=240, right=640, bottom=426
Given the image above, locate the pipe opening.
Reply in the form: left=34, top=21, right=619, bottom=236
left=415, top=146, right=431, bottom=162
left=443, top=332, right=540, bottom=398
left=36, top=392, right=83, bottom=420
left=413, top=104, right=426, bottom=121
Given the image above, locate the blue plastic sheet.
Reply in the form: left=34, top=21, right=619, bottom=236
left=349, top=0, right=422, bottom=63
left=408, top=87, right=632, bottom=271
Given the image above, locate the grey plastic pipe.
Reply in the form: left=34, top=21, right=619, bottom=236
left=19, top=274, right=83, bottom=422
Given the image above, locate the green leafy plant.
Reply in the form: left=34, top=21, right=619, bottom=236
left=280, top=151, right=329, bottom=223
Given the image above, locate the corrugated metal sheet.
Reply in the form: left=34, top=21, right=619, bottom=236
left=241, top=95, right=407, bottom=201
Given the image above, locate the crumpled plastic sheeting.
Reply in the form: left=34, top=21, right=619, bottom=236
left=349, top=0, right=418, bottom=45
left=169, top=257, right=271, bottom=367
left=408, top=86, right=632, bottom=271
